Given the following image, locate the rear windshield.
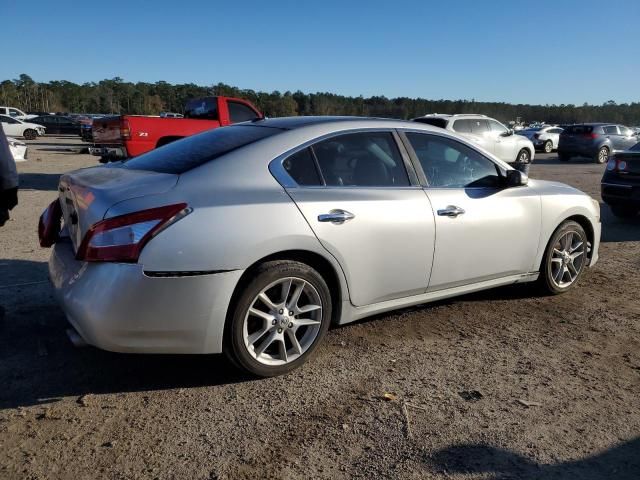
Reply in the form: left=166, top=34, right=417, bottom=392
left=564, top=125, right=594, bottom=134
left=413, top=117, right=448, bottom=129
left=123, top=125, right=280, bottom=174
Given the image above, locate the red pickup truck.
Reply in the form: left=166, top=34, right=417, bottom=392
left=90, top=96, right=262, bottom=161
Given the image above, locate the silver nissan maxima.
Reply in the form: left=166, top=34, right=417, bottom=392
left=40, top=117, right=601, bottom=377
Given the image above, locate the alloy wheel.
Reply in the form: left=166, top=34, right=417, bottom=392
left=550, top=231, right=586, bottom=288
left=598, top=148, right=609, bottom=163
left=544, top=141, right=553, bottom=153
left=243, top=277, right=323, bottom=366
left=518, top=150, right=530, bottom=163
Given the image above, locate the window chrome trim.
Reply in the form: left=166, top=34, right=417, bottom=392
left=268, top=128, right=421, bottom=189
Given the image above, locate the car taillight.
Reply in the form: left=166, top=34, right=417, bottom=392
left=76, top=203, right=190, bottom=262
left=607, top=156, right=628, bottom=172
left=38, top=199, right=63, bottom=247
left=584, top=132, right=598, bottom=139
left=120, top=119, right=131, bottom=140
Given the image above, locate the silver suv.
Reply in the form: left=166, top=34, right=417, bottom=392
left=413, top=114, right=535, bottom=166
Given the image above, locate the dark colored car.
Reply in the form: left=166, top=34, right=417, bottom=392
left=29, top=115, right=82, bottom=135
left=558, top=123, right=638, bottom=164
left=601, top=142, right=640, bottom=218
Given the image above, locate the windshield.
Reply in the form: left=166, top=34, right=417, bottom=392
left=630, top=143, right=640, bottom=152
left=122, top=125, right=281, bottom=174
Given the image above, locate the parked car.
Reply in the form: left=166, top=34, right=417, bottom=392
left=160, top=112, right=184, bottom=118
left=90, top=96, right=262, bottom=161
left=28, top=115, right=82, bottom=135
left=517, top=125, right=564, bottom=153
left=0, top=115, right=46, bottom=139
left=601, top=142, right=640, bottom=218
left=7, top=137, right=27, bottom=161
left=413, top=114, right=535, bottom=166
left=0, top=106, right=37, bottom=120
left=558, top=123, right=638, bottom=164
left=39, top=117, right=601, bottom=377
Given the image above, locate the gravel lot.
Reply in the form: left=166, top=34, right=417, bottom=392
left=1, top=137, right=639, bottom=480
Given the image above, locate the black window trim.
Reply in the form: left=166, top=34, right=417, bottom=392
left=228, top=101, right=260, bottom=124
left=397, top=129, right=507, bottom=189
left=269, top=128, right=421, bottom=189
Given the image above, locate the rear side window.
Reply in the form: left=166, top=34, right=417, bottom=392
left=229, top=102, right=259, bottom=123
left=603, top=126, right=619, bottom=135
left=564, top=125, right=594, bottom=134
left=414, top=117, right=448, bottom=129
left=452, top=119, right=472, bottom=133
left=123, top=125, right=280, bottom=174
left=283, top=148, right=322, bottom=186
left=312, top=132, right=409, bottom=187
left=184, top=97, right=218, bottom=120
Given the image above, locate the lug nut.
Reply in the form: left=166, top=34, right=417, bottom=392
left=289, top=311, right=294, bottom=316
left=279, top=309, right=284, bottom=314
left=272, top=319, right=277, bottom=325
left=277, top=328, right=283, bottom=333
left=288, top=323, right=293, bottom=328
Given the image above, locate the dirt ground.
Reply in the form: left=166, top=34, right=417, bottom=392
left=0, top=136, right=639, bottom=480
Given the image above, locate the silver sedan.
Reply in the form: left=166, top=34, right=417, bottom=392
left=40, top=117, right=601, bottom=377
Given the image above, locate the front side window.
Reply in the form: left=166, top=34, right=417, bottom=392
left=619, top=126, right=632, bottom=136
left=229, top=102, right=259, bottom=123
left=283, top=148, right=322, bottom=186
left=312, top=132, right=409, bottom=187
left=488, top=119, right=509, bottom=134
left=0, top=115, right=18, bottom=124
left=406, top=132, right=500, bottom=188
left=8, top=109, right=21, bottom=117
left=470, top=119, right=490, bottom=135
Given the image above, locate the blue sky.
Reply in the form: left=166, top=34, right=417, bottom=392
left=2, top=0, right=639, bottom=105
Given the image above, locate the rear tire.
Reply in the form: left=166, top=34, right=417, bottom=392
left=23, top=129, right=37, bottom=140
left=595, top=147, right=609, bottom=164
left=610, top=205, right=639, bottom=219
left=538, top=220, right=588, bottom=295
left=543, top=140, right=553, bottom=153
left=224, top=260, right=332, bottom=377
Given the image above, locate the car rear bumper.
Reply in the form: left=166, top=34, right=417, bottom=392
left=89, top=145, right=128, bottom=160
left=601, top=180, right=640, bottom=207
left=49, top=240, right=243, bottom=354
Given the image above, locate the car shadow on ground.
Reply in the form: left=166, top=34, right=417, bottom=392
left=533, top=154, right=599, bottom=166
left=600, top=202, right=640, bottom=242
left=19, top=173, right=62, bottom=191
left=429, top=437, right=640, bottom=479
left=0, top=260, right=252, bottom=410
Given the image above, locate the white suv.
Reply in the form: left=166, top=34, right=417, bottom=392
left=413, top=114, right=535, bottom=165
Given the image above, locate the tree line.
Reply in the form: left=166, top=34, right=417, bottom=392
left=2, top=74, right=639, bottom=126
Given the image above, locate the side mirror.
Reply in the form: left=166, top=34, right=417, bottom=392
left=501, top=129, right=514, bottom=137
left=506, top=169, right=528, bottom=187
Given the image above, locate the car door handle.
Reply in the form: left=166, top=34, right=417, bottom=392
left=318, top=209, right=355, bottom=224
left=437, top=205, right=466, bottom=217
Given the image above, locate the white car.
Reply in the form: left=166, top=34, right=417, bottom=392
left=518, top=125, right=564, bottom=153
left=413, top=114, right=535, bottom=165
left=7, top=137, right=27, bottom=161
left=0, top=115, right=46, bottom=140
left=0, top=106, right=37, bottom=120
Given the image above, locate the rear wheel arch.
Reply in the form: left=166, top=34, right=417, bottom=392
left=227, top=250, right=345, bottom=330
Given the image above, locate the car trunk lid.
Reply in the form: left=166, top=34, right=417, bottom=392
left=58, top=166, right=179, bottom=252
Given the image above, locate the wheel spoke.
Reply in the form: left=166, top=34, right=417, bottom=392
left=569, top=241, right=583, bottom=253
left=254, top=330, right=277, bottom=357
left=247, top=326, right=271, bottom=345
left=286, top=329, right=302, bottom=355
left=258, top=292, right=277, bottom=311
left=567, top=262, right=578, bottom=279
left=551, top=257, right=562, bottom=264
left=278, top=338, right=288, bottom=363
left=280, top=279, right=293, bottom=305
left=297, top=304, right=321, bottom=314
left=554, top=265, right=564, bottom=282
left=249, top=307, right=275, bottom=323
left=287, top=281, right=304, bottom=312
left=570, top=250, right=584, bottom=261
left=293, top=318, right=321, bottom=327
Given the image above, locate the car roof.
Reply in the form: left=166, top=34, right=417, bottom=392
left=248, top=116, right=421, bottom=130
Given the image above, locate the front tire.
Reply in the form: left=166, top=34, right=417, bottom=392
left=543, top=140, right=553, bottom=153
left=539, top=220, right=588, bottom=295
left=23, top=129, right=37, bottom=140
left=516, top=148, right=531, bottom=164
left=225, top=260, right=332, bottom=377
left=595, top=147, right=609, bottom=164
